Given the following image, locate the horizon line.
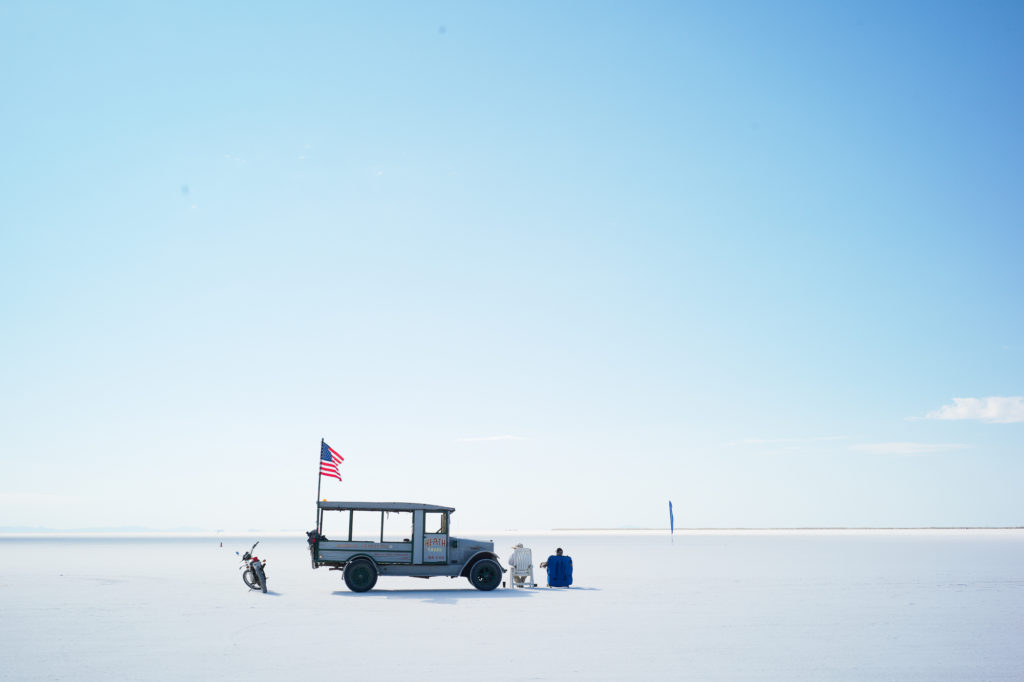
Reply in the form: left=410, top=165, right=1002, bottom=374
left=2, top=525, right=1023, bottom=538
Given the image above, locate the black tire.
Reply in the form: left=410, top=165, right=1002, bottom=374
left=344, top=559, right=378, bottom=592
left=242, top=569, right=259, bottom=590
left=254, top=563, right=267, bottom=593
left=468, top=558, right=502, bottom=591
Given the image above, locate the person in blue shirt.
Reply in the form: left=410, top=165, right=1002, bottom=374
left=540, top=547, right=573, bottom=587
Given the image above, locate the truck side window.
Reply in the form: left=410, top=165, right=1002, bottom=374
left=350, top=510, right=380, bottom=542
left=319, top=512, right=343, bottom=541
left=424, top=512, right=447, bottom=534
left=381, top=511, right=413, bottom=542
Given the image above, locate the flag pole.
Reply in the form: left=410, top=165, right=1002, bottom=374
left=315, top=438, right=324, bottom=530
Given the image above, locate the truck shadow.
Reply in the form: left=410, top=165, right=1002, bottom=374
left=331, top=588, right=537, bottom=605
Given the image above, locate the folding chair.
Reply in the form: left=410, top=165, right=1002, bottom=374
left=507, top=545, right=536, bottom=588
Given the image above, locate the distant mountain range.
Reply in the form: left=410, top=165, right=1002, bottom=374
left=0, top=525, right=208, bottom=533
left=0, top=526, right=309, bottom=534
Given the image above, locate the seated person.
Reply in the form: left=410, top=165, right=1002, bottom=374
left=508, top=543, right=533, bottom=586
left=540, top=547, right=573, bottom=587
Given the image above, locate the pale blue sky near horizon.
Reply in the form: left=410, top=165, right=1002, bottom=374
left=1, top=1, right=1022, bottom=532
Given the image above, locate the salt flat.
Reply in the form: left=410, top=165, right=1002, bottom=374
left=1, top=530, right=1022, bottom=681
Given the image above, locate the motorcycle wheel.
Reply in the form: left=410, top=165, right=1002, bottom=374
left=242, top=569, right=259, bottom=590
left=254, top=563, right=267, bottom=593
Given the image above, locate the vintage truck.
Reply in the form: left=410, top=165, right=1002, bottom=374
left=308, top=500, right=504, bottom=592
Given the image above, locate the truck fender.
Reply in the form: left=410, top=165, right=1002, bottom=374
left=343, top=554, right=380, bottom=573
left=460, top=551, right=503, bottom=577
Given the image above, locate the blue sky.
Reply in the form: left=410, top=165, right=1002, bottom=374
left=1, top=1, right=1022, bottom=531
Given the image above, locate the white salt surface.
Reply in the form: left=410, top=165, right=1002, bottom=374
left=1, top=530, right=1022, bottom=680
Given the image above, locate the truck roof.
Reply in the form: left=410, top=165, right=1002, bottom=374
left=317, top=501, right=456, bottom=513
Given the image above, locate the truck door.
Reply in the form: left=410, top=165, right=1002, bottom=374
left=422, top=511, right=448, bottom=563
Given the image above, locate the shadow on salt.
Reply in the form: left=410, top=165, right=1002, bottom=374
left=330, top=588, right=539, bottom=605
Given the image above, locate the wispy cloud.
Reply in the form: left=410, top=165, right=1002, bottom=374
left=850, top=442, right=971, bottom=455
left=0, top=493, right=89, bottom=506
left=727, top=435, right=848, bottom=447
left=925, top=397, right=1024, bottom=424
left=455, top=435, right=526, bottom=443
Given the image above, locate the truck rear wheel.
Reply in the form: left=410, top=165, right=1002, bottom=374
left=468, top=558, right=502, bottom=591
left=344, top=559, right=378, bottom=592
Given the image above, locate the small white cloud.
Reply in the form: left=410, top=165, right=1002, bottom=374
left=455, top=435, right=525, bottom=443
left=925, top=397, right=1024, bottom=424
left=850, top=442, right=970, bottom=455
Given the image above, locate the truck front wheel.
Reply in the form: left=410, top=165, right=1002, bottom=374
left=468, top=559, right=502, bottom=591
left=344, top=559, right=378, bottom=592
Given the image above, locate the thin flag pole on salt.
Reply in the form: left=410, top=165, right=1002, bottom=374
left=669, top=500, right=674, bottom=536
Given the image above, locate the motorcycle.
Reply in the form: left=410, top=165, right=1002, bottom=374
left=237, top=541, right=268, bottom=593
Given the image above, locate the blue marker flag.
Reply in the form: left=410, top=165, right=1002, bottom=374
left=669, top=500, right=674, bottom=535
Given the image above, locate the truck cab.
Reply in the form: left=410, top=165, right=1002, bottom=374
left=309, top=501, right=503, bottom=592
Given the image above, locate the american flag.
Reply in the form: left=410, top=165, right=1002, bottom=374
left=320, top=441, right=344, bottom=481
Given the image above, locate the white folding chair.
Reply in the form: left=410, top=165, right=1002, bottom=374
left=507, top=546, right=536, bottom=588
